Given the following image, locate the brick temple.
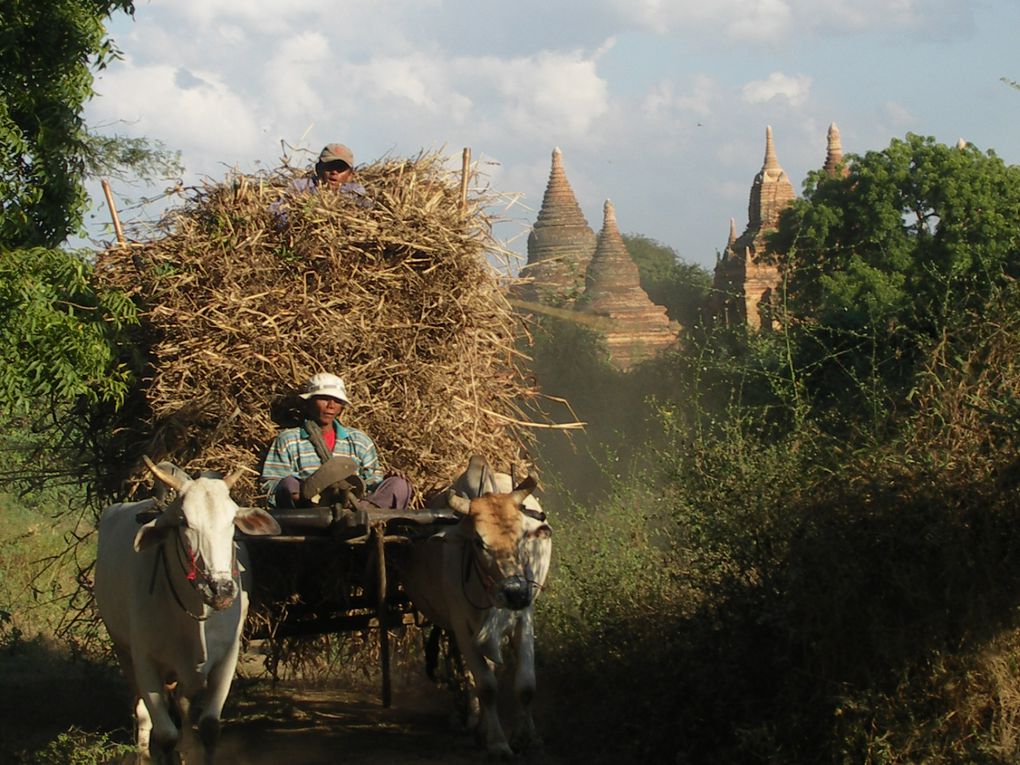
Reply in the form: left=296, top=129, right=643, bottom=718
left=708, top=123, right=848, bottom=329
left=519, top=147, right=596, bottom=304
left=582, top=200, right=678, bottom=369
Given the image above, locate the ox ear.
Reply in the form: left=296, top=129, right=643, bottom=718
left=234, top=507, right=281, bottom=536
left=446, top=490, right=472, bottom=516
left=144, top=455, right=187, bottom=493
left=134, top=517, right=172, bottom=552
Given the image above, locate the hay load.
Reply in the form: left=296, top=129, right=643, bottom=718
left=93, top=152, right=546, bottom=505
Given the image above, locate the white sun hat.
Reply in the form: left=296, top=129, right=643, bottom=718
left=298, top=372, right=350, bottom=405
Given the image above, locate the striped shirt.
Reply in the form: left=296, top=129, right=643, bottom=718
left=260, top=421, right=384, bottom=505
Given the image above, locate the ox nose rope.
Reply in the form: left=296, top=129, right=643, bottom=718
left=151, top=543, right=209, bottom=622
left=147, top=528, right=240, bottom=622
left=460, top=543, right=543, bottom=610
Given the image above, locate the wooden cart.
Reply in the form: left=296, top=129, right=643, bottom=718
left=239, top=503, right=457, bottom=707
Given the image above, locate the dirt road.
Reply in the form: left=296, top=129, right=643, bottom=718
left=2, top=642, right=565, bottom=764
left=212, top=675, right=562, bottom=765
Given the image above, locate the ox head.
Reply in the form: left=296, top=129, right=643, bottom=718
left=446, top=474, right=552, bottom=611
left=134, top=456, right=281, bottom=610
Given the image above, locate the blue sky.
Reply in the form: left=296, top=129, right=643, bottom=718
left=84, top=0, right=1020, bottom=271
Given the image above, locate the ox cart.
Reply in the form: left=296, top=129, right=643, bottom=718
left=238, top=500, right=458, bottom=708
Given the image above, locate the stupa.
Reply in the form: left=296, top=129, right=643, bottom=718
left=583, top=200, right=678, bottom=369
left=520, top=148, right=596, bottom=304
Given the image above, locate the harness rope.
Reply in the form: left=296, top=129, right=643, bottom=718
left=459, top=539, right=544, bottom=612
left=147, top=526, right=239, bottom=622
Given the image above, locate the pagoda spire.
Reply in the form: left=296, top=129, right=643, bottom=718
left=764, top=125, right=780, bottom=171
left=709, top=125, right=796, bottom=331
left=522, top=147, right=596, bottom=304
left=823, top=122, right=845, bottom=176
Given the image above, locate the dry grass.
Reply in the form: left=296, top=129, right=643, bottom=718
left=92, top=152, right=574, bottom=506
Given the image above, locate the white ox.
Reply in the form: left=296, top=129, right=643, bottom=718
left=95, top=457, right=280, bottom=764
left=399, top=456, right=552, bottom=759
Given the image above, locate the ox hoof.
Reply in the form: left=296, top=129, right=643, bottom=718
left=198, top=716, right=221, bottom=749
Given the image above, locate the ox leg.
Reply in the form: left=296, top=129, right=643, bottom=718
left=175, top=690, right=204, bottom=765
left=134, top=696, right=154, bottom=763
left=509, top=611, right=541, bottom=753
left=457, top=640, right=512, bottom=760
left=193, top=648, right=240, bottom=764
left=135, top=665, right=181, bottom=764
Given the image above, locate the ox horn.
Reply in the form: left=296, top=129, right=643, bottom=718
left=144, top=455, right=187, bottom=493
left=446, top=490, right=472, bottom=516
left=510, top=475, right=537, bottom=506
left=222, top=467, right=245, bottom=489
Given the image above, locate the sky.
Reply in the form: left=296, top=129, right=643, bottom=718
left=84, top=0, right=1020, bottom=272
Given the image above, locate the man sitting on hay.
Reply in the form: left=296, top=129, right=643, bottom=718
left=260, top=372, right=412, bottom=513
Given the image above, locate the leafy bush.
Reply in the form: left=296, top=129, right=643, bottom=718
left=19, top=728, right=132, bottom=765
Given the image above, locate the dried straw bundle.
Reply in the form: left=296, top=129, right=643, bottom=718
left=94, top=152, right=541, bottom=505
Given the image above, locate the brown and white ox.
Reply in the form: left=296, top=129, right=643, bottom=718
left=399, top=456, right=552, bottom=759
left=94, top=457, right=280, bottom=764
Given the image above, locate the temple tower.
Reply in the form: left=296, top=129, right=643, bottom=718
left=824, top=122, right=849, bottom=177
left=521, top=148, right=596, bottom=304
left=708, top=126, right=795, bottom=329
left=583, top=200, right=678, bottom=369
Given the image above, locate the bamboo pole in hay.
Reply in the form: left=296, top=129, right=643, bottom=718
left=101, top=178, right=126, bottom=247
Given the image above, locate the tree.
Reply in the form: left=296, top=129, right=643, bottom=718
left=623, top=234, right=712, bottom=328
left=83, top=132, right=182, bottom=185
left=1, top=0, right=136, bottom=249
left=768, top=133, right=1020, bottom=415
left=0, top=246, right=137, bottom=412
left=0, top=1, right=141, bottom=419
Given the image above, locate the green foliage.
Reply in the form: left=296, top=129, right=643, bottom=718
left=0, top=0, right=136, bottom=249
left=20, top=728, right=133, bottom=765
left=769, top=134, right=1020, bottom=416
left=539, top=384, right=1020, bottom=763
left=82, top=133, right=183, bottom=183
left=623, top=233, right=712, bottom=327
left=0, top=247, right=138, bottom=412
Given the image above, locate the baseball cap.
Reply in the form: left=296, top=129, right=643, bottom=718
left=317, top=143, right=354, bottom=168
left=299, top=372, right=351, bottom=404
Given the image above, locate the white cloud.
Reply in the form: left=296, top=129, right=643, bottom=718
left=329, top=48, right=609, bottom=143
left=643, top=75, right=717, bottom=119
left=486, top=52, right=609, bottom=137
left=89, top=61, right=263, bottom=165
left=263, top=32, right=331, bottom=117
left=601, top=0, right=972, bottom=43
left=168, top=0, right=326, bottom=34
left=882, top=101, right=915, bottom=126
left=742, top=72, right=812, bottom=107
